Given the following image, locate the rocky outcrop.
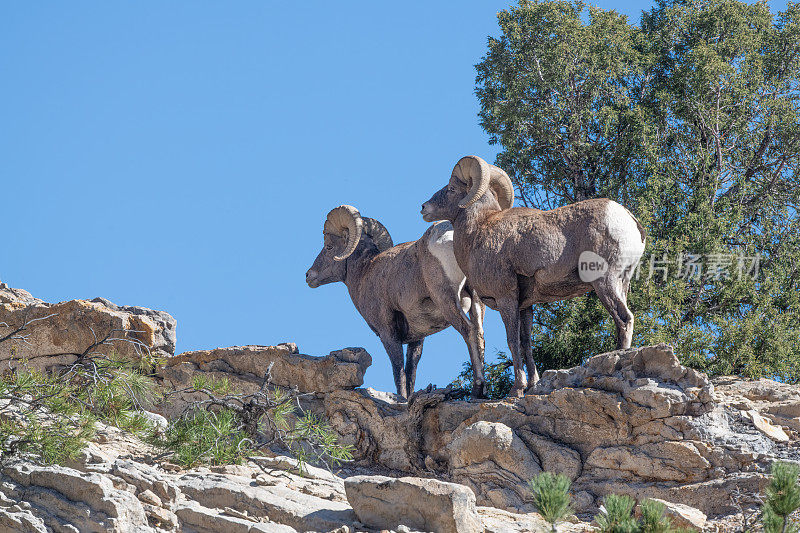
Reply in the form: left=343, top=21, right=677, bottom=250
left=313, top=344, right=784, bottom=517
left=0, top=284, right=176, bottom=370
left=153, top=339, right=788, bottom=520
left=2, top=282, right=798, bottom=530
left=345, top=475, right=483, bottom=533
left=156, top=344, right=372, bottom=418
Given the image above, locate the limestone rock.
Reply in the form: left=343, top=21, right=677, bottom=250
left=175, top=471, right=356, bottom=532
left=157, top=345, right=371, bottom=418
left=173, top=500, right=297, bottom=533
left=344, top=475, right=482, bottom=533
left=742, top=409, right=790, bottom=442
left=477, top=506, right=549, bottom=533
left=0, top=460, right=153, bottom=532
left=447, top=421, right=541, bottom=510
left=314, top=344, right=786, bottom=517
left=0, top=283, right=176, bottom=370
left=646, top=499, right=707, bottom=530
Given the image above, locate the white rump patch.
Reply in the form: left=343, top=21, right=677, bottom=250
left=426, top=221, right=466, bottom=286
left=604, top=201, right=646, bottom=269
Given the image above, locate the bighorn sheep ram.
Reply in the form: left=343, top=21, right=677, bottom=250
left=421, top=155, right=646, bottom=398
left=306, top=205, right=488, bottom=399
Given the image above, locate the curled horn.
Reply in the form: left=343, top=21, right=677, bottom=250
left=489, top=164, right=514, bottom=210
left=454, top=155, right=492, bottom=209
left=324, top=205, right=363, bottom=261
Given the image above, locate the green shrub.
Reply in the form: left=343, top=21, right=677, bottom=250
left=593, top=495, right=688, bottom=533
left=529, top=472, right=573, bottom=531
left=156, top=408, right=250, bottom=466
left=638, top=499, right=673, bottom=533
left=0, top=355, right=158, bottom=465
left=155, top=374, right=353, bottom=472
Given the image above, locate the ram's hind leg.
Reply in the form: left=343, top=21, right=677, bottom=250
left=467, top=288, right=487, bottom=399
left=438, top=292, right=487, bottom=400
left=405, top=340, right=423, bottom=398
left=593, top=276, right=634, bottom=349
left=520, top=306, right=539, bottom=389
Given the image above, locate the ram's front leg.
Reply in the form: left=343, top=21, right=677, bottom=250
left=380, top=336, right=407, bottom=400
left=496, top=297, right=528, bottom=398
left=520, top=306, right=539, bottom=390
left=405, top=340, right=423, bottom=398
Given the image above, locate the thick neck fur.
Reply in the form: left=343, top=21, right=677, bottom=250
left=451, top=193, right=503, bottom=272
left=342, top=239, right=380, bottom=295
left=453, top=192, right=502, bottom=234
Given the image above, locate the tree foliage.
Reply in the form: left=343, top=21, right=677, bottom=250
left=476, top=0, right=800, bottom=380
left=450, top=351, right=514, bottom=399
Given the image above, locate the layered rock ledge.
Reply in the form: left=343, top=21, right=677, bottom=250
left=0, top=283, right=176, bottom=370
left=305, top=344, right=787, bottom=517
left=157, top=337, right=798, bottom=519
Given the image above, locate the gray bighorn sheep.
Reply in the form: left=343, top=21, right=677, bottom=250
left=306, top=205, right=488, bottom=399
left=421, top=155, right=646, bottom=398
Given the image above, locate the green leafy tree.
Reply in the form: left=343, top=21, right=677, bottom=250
left=475, top=0, right=800, bottom=380
left=763, top=461, right=800, bottom=533
left=529, top=472, right=573, bottom=532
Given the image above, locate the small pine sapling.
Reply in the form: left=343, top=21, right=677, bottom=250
left=763, top=461, right=800, bottom=533
left=529, top=472, right=573, bottom=532
left=595, top=494, right=638, bottom=533
left=638, top=499, right=674, bottom=533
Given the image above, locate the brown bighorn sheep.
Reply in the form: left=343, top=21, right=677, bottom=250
left=421, top=156, right=646, bottom=398
left=306, top=205, right=487, bottom=399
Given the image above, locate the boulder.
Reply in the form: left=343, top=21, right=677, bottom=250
left=344, top=475, right=483, bottom=533
left=447, top=421, right=541, bottom=511
left=0, top=283, right=176, bottom=370
left=646, top=499, right=707, bottom=530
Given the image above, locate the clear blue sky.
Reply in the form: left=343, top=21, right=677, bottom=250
left=1, top=1, right=788, bottom=393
